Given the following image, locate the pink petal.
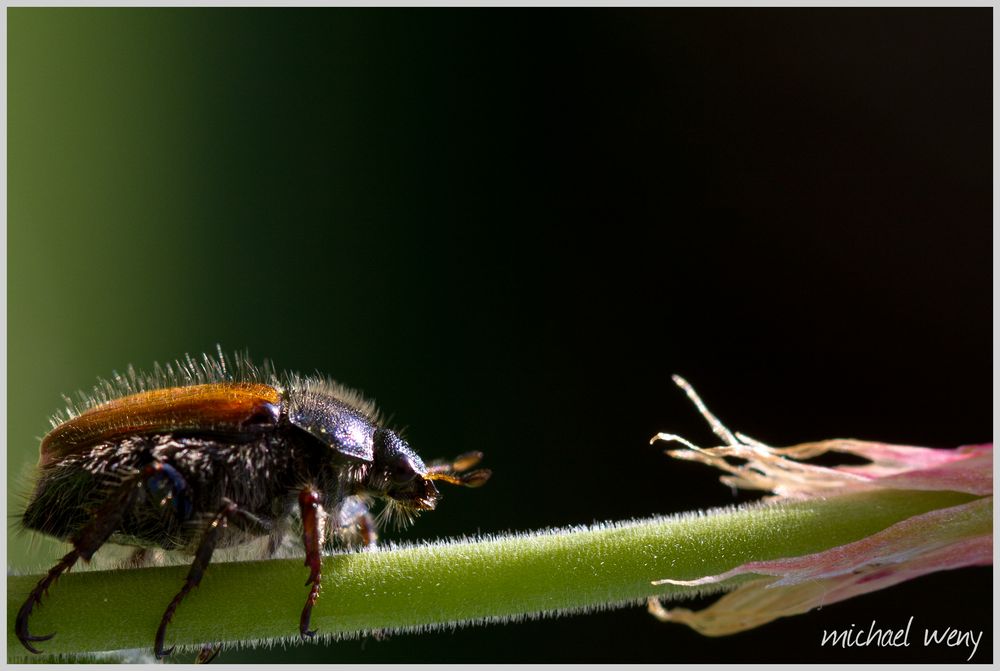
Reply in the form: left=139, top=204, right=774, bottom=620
left=840, top=443, right=993, bottom=496
left=656, top=497, right=991, bottom=587
left=655, top=377, right=993, bottom=498
left=650, top=379, right=993, bottom=637
left=650, top=497, right=992, bottom=636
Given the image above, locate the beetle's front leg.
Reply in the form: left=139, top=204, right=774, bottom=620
left=298, top=486, right=326, bottom=639
left=332, top=495, right=378, bottom=550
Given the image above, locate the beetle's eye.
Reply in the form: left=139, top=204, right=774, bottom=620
left=390, top=459, right=416, bottom=484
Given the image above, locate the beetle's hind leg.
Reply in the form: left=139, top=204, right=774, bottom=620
left=16, top=551, right=79, bottom=653
left=16, top=469, right=144, bottom=654
left=155, top=499, right=271, bottom=660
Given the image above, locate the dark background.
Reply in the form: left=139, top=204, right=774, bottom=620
left=8, top=8, right=991, bottom=663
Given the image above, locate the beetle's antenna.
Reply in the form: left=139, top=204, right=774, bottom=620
left=425, top=469, right=492, bottom=488
left=426, top=451, right=483, bottom=474
left=424, top=451, right=490, bottom=487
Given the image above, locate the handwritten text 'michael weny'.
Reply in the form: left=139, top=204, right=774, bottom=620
left=821, top=617, right=983, bottom=661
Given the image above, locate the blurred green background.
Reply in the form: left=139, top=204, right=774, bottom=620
left=8, top=8, right=991, bottom=663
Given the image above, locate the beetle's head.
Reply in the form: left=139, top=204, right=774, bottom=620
left=369, top=429, right=439, bottom=511
left=367, top=429, right=491, bottom=527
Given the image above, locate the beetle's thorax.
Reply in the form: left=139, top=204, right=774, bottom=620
left=284, top=387, right=381, bottom=464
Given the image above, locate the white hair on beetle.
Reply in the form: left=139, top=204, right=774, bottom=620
left=49, top=345, right=382, bottom=428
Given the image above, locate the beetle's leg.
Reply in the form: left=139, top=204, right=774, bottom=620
left=16, top=470, right=143, bottom=654
left=15, top=552, right=77, bottom=653
left=330, top=498, right=384, bottom=643
left=124, top=547, right=150, bottom=568
left=197, top=516, right=265, bottom=663
left=265, top=530, right=286, bottom=557
left=155, top=499, right=269, bottom=660
left=264, top=514, right=292, bottom=558
left=332, top=495, right=378, bottom=550
left=154, top=501, right=234, bottom=659
left=122, top=547, right=165, bottom=569
left=358, top=514, right=377, bottom=548
left=143, top=461, right=193, bottom=520
left=298, top=486, right=326, bottom=639
left=195, top=643, right=222, bottom=664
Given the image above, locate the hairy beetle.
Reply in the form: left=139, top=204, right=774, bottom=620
left=16, top=349, right=490, bottom=659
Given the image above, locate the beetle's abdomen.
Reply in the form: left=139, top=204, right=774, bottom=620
left=23, top=433, right=304, bottom=552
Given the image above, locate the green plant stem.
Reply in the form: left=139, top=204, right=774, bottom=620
left=7, top=489, right=977, bottom=659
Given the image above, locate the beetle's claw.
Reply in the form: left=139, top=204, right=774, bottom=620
left=155, top=644, right=176, bottom=660
left=299, top=602, right=318, bottom=640
left=195, top=643, right=222, bottom=664
left=16, top=550, right=81, bottom=655
left=299, top=605, right=318, bottom=640
left=16, top=599, right=56, bottom=653
left=155, top=617, right=176, bottom=660
left=15, top=628, right=54, bottom=655
left=20, top=641, right=43, bottom=655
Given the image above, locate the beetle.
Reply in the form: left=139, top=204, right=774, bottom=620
left=15, top=349, right=490, bottom=660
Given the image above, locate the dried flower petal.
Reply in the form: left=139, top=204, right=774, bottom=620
left=648, top=376, right=992, bottom=636
left=651, top=377, right=992, bottom=499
